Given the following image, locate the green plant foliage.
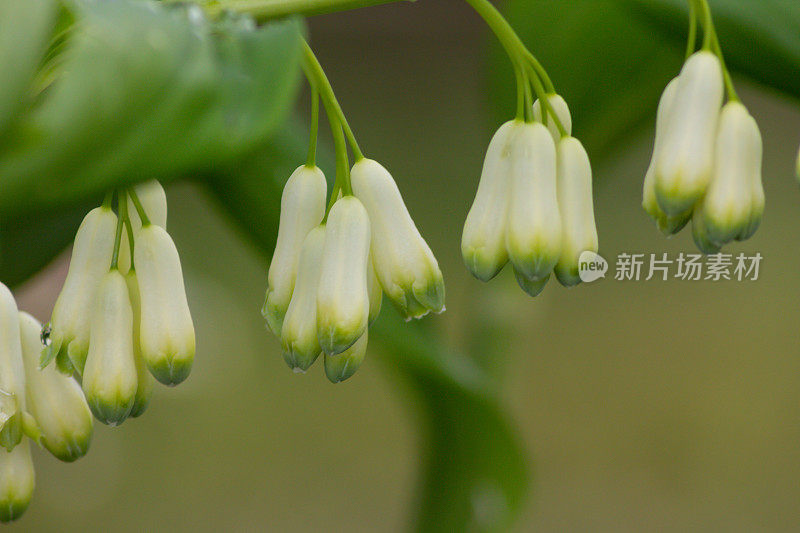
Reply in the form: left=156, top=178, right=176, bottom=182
left=489, top=0, right=684, bottom=158
left=623, top=0, right=800, bottom=100
left=0, top=0, right=303, bottom=220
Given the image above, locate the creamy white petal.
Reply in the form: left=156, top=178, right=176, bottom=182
left=82, top=271, right=137, bottom=426
left=0, top=283, right=24, bottom=452
left=655, top=51, right=723, bottom=215
left=317, top=197, right=371, bottom=355
left=19, top=312, right=92, bottom=462
left=462, top=120, right=516, bottom=281
left=0, top=440, right=34, bottom=523
left=532, top=94, right=572, bottom=142
left=119, top=180, right=167, bottom=274
left=281, top=226, right=326, bottom=372
left=351, top=158, right=444, bottom=320
left=263, top=165, right=327, bottom=336
left=505, top=121, right=561, bottom=281
left=49, top=207, right=118, bottom=374
left=134, top=225, right=195, bottom=386
left=554, top=137, right=598, bottom=287
left=702, top=102, right=762, bottom=245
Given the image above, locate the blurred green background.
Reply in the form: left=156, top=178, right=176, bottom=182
left=3, top=0, right=800, bottom=531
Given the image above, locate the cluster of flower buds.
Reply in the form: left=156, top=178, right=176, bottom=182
left=0, top=282, right=94, bottom=522
left=643, top=21, right=764, bottom=253
left=462, top=94, right=598, bottom=296
left=46, top=180, right=194, bottom=427
left=263, top=160, right=444, bottom=382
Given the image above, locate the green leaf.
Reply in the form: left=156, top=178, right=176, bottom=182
left=622, top=0, right=800, bottom=100
left=0, top=0, right=56, bottom=138
left=489, top=0, right=684, bottom=157
left=205, top=124, right=529, bottom=532
left=0, top=0, right=303, bottom=220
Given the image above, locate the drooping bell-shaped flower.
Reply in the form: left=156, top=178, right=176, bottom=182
left=118, top=180, right=168, bottom=274
left=124, top=271, right=154, bottom=418
left=49, top=206, right=118, bottom=374
left=554, top=136, right=598, bottom=287
left=82, top=270, right=137, bottom=426
left=0, top=439, right=34, bottom=524
left=350, top=158, right=444, bottom=320
left=655, top=51, right=724, bottom=215
left=324, top=329, right=367, bottom=384
left=19, top=312, right=92, bottom=462
left=317, top=197, right=371, bottom=355
left=0, top=283, right=25, bottom=452
left=462, top=120, right=515, bottom=282
left=134, top=225, right=195, bottom=386
left=505, top=121, right=562, bottom=282
left=702, top=102, right=764, bottom=245
left=643, top=77, right=692, bottom=235
left=532, top=93, right=572, bottom=142
left=263, top=166, right=327, bottom=336
left=280, top=226, right=326, bottom=373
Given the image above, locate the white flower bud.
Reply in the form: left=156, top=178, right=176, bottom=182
left=19, top=312, right=92, bottom=462
left=351, top=158, right=444, bottom=320
left=0, top=440, right=34, bottom=523
left=263, top=165, right=327, bottom=336
left=82, top=271, right=137, bottom=426
left=702, top=102, right=764, bottom=245
left=118, top=180, right=168, bottom=274
left=532, top=93, right=572, bottom=142
left=134, top=225, right=195, bottom=386
left=49, top=207, right=118, bottom=374
left=554, top=137, right=598, bottom=287
left=462, top=120, right=515, bottom=281
left=280, top=226, right=326, bottom=373
left=655, top=51, right=723, bottom=215
left=691, top=203, right=721, bottom=255
left=643, top=77, right=693, bottom=235
left=124, top=271, right=154, bottom=418
left=366, top=255, right=382, bottom=325
left=505, top=121, right=562, bottom=282
left=0, top=283, right=24, bottom=452
left=514, top=268, right=549, bottom=298
left=324, top=329, right=367, bottom=384
left=317, top=197, right=371, bottom=355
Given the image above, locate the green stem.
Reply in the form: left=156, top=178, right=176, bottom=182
left=301, top=39, right=364, bottom=160
left=686, top=0, right=697, bottom=59
left=188, top=0, right=414, bottom=22
left=120, top=191, right=135, bottom=271
left=323, top=120, right=350, bottom=222
left=110, top=191, right=125, bottom=271
left=102, top=191, right=113, bottom=209
left=513, top=62, right=525, bottom=121
left=522, top=69, right=534, bottom=122
left=128, top=187, right=151, bottom=226
left=307, top=86, right=320, bottom=168
left=523, top=62, right=567, bottom=137
left=694, top=0, right=739, bottom=102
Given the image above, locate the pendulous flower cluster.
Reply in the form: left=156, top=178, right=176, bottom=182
left=47, top=181, right=194, bottom=426
left=462, top=95, right=598, bottom=296
left=642, top=5, right=764, bottom=254
left=0, top=282, right=94, bottom=522
left=263, top=161, right=444, bottom=383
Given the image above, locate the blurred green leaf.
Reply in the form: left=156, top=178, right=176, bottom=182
left=206, top=124, right=529, bottom=532
left=622, top=0, right=800, bottom=100
left=0, top=0, right=56, bottom=138
left=489, top=0, right=684, bottom=158
left=0, top=0, right=303, bottom=220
